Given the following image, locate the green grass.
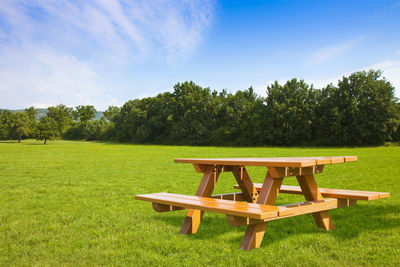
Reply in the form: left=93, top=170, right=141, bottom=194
left=0, top=140, right=399, bottom=266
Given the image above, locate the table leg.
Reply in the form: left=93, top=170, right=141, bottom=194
left=180, top=166, right=220, bottom=234
left=231, top=166, right=258, bottom=203
left=296, top=174, right=334, bottom=230
left=240, top=168, right=283, bottom=250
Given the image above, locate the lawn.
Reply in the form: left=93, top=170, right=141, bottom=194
left=0, top=140, right=399, bottom=266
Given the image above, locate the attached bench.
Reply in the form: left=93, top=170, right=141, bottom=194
left=136, top=193, right=280, bottom=219
left=135, top=193, right=358, bottom=226
left=234, top=184, right=390, bottom=201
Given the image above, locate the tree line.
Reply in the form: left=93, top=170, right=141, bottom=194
left=1, top=70, right=399, bottom=146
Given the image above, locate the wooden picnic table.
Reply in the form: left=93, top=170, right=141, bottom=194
left=136, top=156, right=390, bottom=251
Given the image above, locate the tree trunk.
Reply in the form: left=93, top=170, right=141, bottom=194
left=18, top=134, right=21, bottom=143
left=44, top=138, right=47, bottom=145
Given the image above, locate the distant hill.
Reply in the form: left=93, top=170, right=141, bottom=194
left=4, top=108, right=104, bottom=120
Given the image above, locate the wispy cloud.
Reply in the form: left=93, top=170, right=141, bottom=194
left=0, top=0, right=214, bottom=63
left=0, top=0, right=215, bottom=109
left=307, top=36, right=364, bottom=65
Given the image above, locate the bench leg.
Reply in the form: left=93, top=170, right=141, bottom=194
left=296, top=174, right=334, bottom=230
left=180, top=167, right=220, bottom=234
left=180, top=209, right=203, bottom=234
left=240, top=169, right=283, bottom=250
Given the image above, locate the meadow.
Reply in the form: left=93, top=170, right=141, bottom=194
left=0, top=140, right=399, bottom=266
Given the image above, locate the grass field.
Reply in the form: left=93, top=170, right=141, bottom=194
left=0, top=140, right=399, bottom=266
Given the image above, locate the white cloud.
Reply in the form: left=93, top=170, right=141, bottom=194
left=307, top=36, right=364, bottom=65
left=0, top=0, right=215, bottom=109
left=396, top=50, right=400, bottom=55
left=0, top=44, right=103, bottom=108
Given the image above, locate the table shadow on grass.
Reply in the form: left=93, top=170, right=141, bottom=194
left=152, top=203, right=400, bottom=248
left=153, top=213, right=246, bottom=238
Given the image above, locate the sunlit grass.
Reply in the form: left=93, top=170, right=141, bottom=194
left=0, top=140, right=399, bottom=266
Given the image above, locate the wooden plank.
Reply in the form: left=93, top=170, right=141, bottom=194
left=174, top=156, right=358, bottom=168
left=152, top=203, right=185, bottom=212
left=135, top=193, right=279, bottom=219
left=226, top=198, right=358, bottom=226
left=235, top=184, right=390, bottom=200
left=262, top=165, right=325, bottom=178
left=152, top=192, right=247, bottom=212
left=296, top=175, right=334, bottom=230
left=192, top=164, right=232, bottom=173
left=278, top=198, right=337, bottom=218
left=211, top=192, right=246, bottom=201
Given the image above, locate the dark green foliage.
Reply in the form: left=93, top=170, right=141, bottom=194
left=35, top=116, right=58, bottom=144
left=113, top=91, right=173, bottom=143
left=0, top=109, right=37, bottom=141
left=1, top=69, right=399, bottom=145
left=0, top=110, right=13, bottom=139
left=111, top=82, right=265, bottom=146
left=102, top=106, right=120, bottom=121
left=2, top=108, right=38, bottom=142
left=110, top=70, right=399, bottom=146
left=63, top=118, right=108, bottom=141
left=168, top=82, right=216, bottom=145
left=314, top=70, right=399, bottom=145
left=264, top=79, right=317, bottom=146
left=46, top=104, right=73, bottom=136
left=392, top=103, right=400, bottom=142
left=73, top=105, right=96, bottom=122
left=63, top=105, right=108, bottom=141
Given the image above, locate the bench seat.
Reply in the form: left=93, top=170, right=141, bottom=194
left=233, top=184, right=390, bottom=200
left=135, top=193, right=281, bottom=219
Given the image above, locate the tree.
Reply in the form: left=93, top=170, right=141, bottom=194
left=169, top=81, right=217, bottom=145
left=25, top=106, right=38, bottom=136
left=264, top=79, right=317, bottom=145
left=25, top=106, right=38, bottom=121
left=35, top=116, right=58, bottom=144
left=74, top=105, right=96, bottom=122
left=0, top=109, right=13, bottom=139
left=98, top=106, right=120, bottom=140
left=316, top=70, right=399, bottom=145
left=103, top=106, right=120, bottom=121
left=47, top=104, right=73, bottom=136
left=11, top=112, right=33, bottom=142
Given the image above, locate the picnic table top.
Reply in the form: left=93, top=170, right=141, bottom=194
left=174, top=156, right=358, bottom=167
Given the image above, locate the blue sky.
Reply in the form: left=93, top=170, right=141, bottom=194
left=1, top=0, right=399, bottom=110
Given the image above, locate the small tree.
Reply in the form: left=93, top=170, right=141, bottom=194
left=47, top=104, right=73, bottom=136
left=11, top=112, right=33, bottom=143
left=36, top=116, right=58, bottom=144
